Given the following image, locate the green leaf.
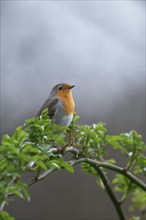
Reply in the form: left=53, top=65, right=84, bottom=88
left=129, top=188, right=146, bottom=214
left=21, top=187, right=30, bottom=202
left=16, top=181, right=30, bottom=202
left=0, top=211, right=15, bottom=220
left=130, top=216, right=140, bottom=220
left=82, top=162, right=97, bottom=176
left=62, top=162, right=74, bottom=173
left=49, top=159, right=74, bottom=173
left=72, top=113, right=80, bottom=123
left=106, top=159, right=116, bottom=164
left=41, top=108, right=49, bottom=119
left=1, top=134, right=11, bottom=146
left=7, top=187, right=24, bottom=199
left=36, top=161, right=47, bottom=170
left=51, top=163, right=60, bottom=169
left=112, top=174, right=136, bottom=194
left=106, top=135, right=127, bottom=154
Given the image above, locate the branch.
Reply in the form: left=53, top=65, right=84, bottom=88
left=28, top=146, right=81, bottom=168
left=65, top=146, right=81, bottom=156
left=26, top=158, right=85, bottom=187
left=0, top=201, right=7, bottom=212
left=85, top=158, right=146, bottom=191
left=28, top=146, right=146, bottom=192
left=70, top=156, right=146, bottom=191
left=93, top=166, right=126, bottom=220
left=27, top=156, right=128, bottom=220
left=26, top=168, right=56, bottom=187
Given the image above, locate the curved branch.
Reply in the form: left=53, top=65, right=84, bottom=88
left=70, top=156, right=146, bottom=191
left=27, top=156, right=146, bottom=192
left=93, top=166, right=126, bottom=220
left=85, top=158, right=146, bottom=191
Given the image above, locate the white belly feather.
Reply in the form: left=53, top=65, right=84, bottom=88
left=52, top=99, right=73, bottom=126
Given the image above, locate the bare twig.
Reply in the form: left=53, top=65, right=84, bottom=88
left=26, top=168, right=56, bottom=187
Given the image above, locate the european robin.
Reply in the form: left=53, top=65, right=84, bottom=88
left=36, top=83, right=75, bottom=126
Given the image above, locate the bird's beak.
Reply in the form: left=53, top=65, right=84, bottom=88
left=69, top=85, right=75, bottom=89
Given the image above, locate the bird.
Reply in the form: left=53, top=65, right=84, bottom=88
left=36, top=83, right=75, bottom=126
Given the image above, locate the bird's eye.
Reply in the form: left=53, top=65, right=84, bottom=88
left=59, top=86, right=62, bottom=90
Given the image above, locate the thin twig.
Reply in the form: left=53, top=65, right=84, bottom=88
left=0, top=201, right=7, bottom=212
left=26, top=168, right=56, bottom=187
left=65, top=146, right=81, bottom=156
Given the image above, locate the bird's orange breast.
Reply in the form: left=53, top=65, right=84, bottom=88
left=55, top=92, right=75, bottom=115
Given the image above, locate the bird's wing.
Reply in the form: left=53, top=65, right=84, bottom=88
left=36, top=97, right=60, bottom=119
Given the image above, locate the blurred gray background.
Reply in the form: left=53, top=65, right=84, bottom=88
left=1, top=0, right=145, bottom=219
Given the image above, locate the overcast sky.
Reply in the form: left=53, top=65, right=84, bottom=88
left=1, top=1, right=145, bottom=136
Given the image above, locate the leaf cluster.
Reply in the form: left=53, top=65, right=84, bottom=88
left=0, top=110, right=146, bottom=220
left=0, top=109, right=73, bottom=219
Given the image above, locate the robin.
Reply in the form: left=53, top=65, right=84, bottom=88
left=36, top=83, right=75, bottom=126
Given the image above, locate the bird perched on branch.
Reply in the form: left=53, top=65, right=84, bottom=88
left=36, top=83, right=75, bottom=126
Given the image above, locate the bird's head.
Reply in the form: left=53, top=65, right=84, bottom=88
left=50, top=83, right=75, bottom=98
